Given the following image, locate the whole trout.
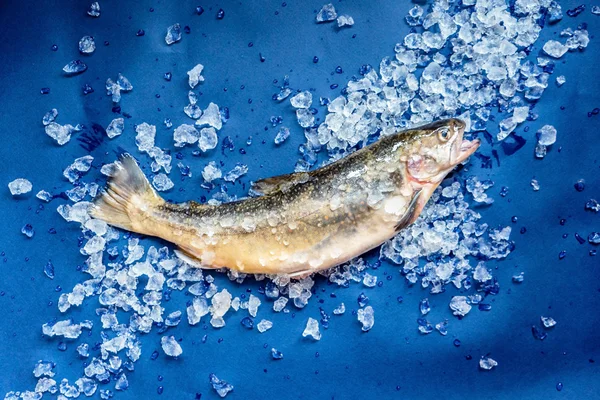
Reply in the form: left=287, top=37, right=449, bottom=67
left=92, top=118, right=479, bottom=277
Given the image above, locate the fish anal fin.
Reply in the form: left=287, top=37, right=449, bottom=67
left=251, top=172, right=312, bottom=196
left=394, top=189, right=423, bottom=231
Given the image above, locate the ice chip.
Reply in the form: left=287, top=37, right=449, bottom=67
left=165, top=23, right=182, bottom=45
left=333, top=303, right=345, bottom=315
left=274, top=126, right=290, bottom=145
left=537, top=125, right=557, bottom=146
left=541, top=316, right=557, bottom=328
left=135, top=123, right=156, bottom=152
left=42, top=109, right=58, bottom=126
left=202, top=161, right=222, bottom=182
left=290, top=91, right=312, bottom=109
left=273, top=297, right=288, bottom=312
left=296, top=109, right=315, bottom=128
left=302, top=317, right=321, bottom=340
left=63, top=60, right=88, bottom=75
left=79, top=36, right=96, bottom=54
left=152, top=174, right=174, bottom=191
left=45, top=122, right=78, bottom=145
left=8, top=178, right=32, bottom=195
left=196, top=103, right=222, bottom=130
left=479, top=356, right=498, bottom=370
left=337, top=15, right=354, bottom=27
left=187, top=64, right=205, bottom=88
left=209, top=373, right=234, bottom=398
left=316, top=3, right=337, bottom=23
left=257, top=319, right=273, bottom=333
left=33, top=360, right=55, bottom=378
left=357, top=306, right=374, bottom=331
left=87, top=2, right=100, bottom=17
left=198, top=127, right=218, bottom=151
left=174, top=124, right=199, bottom=147
left=542, top=40, right=568, bottom=58
left=106, top=118, right=124, bottom=139
left=224, top=163, right=248, bottom=182
left=449, top=296, right=472, bottom=317
left=161, top=335, right=182, bottom=357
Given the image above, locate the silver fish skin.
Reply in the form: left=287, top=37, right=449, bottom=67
left=92, top=118, right=479, bottom=277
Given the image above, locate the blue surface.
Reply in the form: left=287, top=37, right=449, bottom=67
left=0, top=0, right=599, bottom=398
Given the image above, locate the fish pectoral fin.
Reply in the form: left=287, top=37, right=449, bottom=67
left=251, top=171, right=312, bottom=196
left=394, top=189, right=423, bottom=231
left=288, top=269, right=314, bottom=279
left=174, top=247, right=219, bottom=269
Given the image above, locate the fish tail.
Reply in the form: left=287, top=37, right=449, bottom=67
left=91, top=154, right=164, bottom=234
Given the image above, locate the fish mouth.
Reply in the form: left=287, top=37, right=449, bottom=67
left=454, top=138, right=480, bottom=164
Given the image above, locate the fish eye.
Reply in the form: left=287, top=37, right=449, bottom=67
left=437, top=127, right=450, bottom=142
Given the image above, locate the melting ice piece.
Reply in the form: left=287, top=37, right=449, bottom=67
left=202, top=161, right=222, bottom=182
left=198, top=127, right=218, bottom=152
left=290, top=91, right=312, bottom=109
left=537, top=125, right=557, bottom=146
left=174, top=124, right=199, bottom=147
left=42, top=109, right=58, bottom=126
left=187, top=64, right=205, bottom=88
left=541, top=316, right=557, bottom=328
left=316, top=3, right=337, bottom=22
left=449, top=296, right=471, bottom=317
left=165, top=23, right=182, bottom=45
left=593, top=5, right=600, bottom=15
left=530, top=179, right=540, bottom=191
left=45, top=122, right=79, bottom=145
left=479, top=356, right=498, bottom=370
left=209, top=373, right=234, bottom=398
left=8, top=178, right=32, bottom=195
left=337, top=15, right=354, bottom=27
left=542, top=40, right=568, bottom=58
left=152, top=174, right=174, bottom=191
left=302, top=317, right=321, bottom=340
left=357, top=306, right=374, bottom=332
left=63, top=60, right=88, bottom=75
left=87, top=2, right=100, bottom=17
left=79, top=36, right=96, bottom=54
left=271, top=348, right=284, bottom=360
left=106, top=118, right=124, bottom=139
left=556, top=75, right=566, bottom=86
left=21, top=224, right=34, bottom=238
left=257, top=319, right=273, bottom=333
left=419, top=298, right=430, bottom=315
left=161, top=335, right=182, bottom=357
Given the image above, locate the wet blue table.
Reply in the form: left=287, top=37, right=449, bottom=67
left=0, top=0, right=599, bottom=398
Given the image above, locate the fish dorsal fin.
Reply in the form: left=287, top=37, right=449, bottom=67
left=251, top=171, right=312, bottom=196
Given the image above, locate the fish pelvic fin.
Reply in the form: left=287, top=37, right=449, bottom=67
left=91, top=154, right=164, bottom=234
left=394, top=189, right=423, bottom=232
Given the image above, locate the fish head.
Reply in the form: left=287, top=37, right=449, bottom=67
left=403, top=118, right=479, bottom=185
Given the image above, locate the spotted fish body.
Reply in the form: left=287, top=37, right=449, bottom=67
left=92, top=118, right=479, bottom=277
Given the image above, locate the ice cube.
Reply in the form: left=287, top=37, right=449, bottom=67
left=187, top=64, right=205, bottom=89
left=63, top=60, right=88, bottom=75
left=316, top=3, right=337, bottom=23
left=174, top=124, right=199, bottom=147
left=202, top=161, right=222, bottom=182
left=290, top=91, right=312, bottom=109
left=161, top=335, right=182, bottom=357
left=135, top=123, right=156, bottom=152
left=479, top=356, right=498, bottom=370
left=257, top=319, right=273, bottom=333
left=87, top=2, right=100, bottom=17
left=79, top=36, right=96, bottom=54
left=8, top=178, right=32, bottom=195
left=357, top=306, right=374, bottom=331
left=209, top=373, right=234, bottom=398
left=537, top=125, right=557, bottom=146
left=42, top=109, right=58, bottom=126
left=165, top=23, right=182, bottom=45
left=302, top=317, right=321, bottom=340
left=198, top=127, right=218, bottom=151
left=106, top=118, right=124, bottom=139
left=337, top=15, right=354, bottom=27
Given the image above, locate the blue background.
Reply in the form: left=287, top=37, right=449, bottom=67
left=0, top=0, right=599, bottom=398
